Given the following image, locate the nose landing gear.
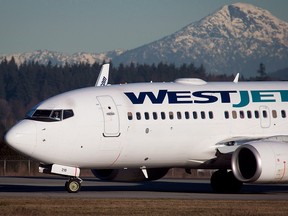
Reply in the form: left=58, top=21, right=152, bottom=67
left=65, top=177, right=83, bottom=193
left=39, top=164, right=83, bottom=193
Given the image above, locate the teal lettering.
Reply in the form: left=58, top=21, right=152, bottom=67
left=251, top=91, right=276, bottom=103
left=233, top=91, right=250, bottom=108
left=279, top=90, right=288, bottom=102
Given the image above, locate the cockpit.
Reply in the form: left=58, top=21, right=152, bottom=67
left=25, top=109, right=74, bottom=122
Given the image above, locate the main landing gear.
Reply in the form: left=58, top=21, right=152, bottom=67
left=210, top=169, right=243, bottom=193
left=65, top=177, right=83, bottom=193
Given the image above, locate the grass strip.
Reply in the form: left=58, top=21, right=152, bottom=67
left=0, top=198, right=288, bottom=216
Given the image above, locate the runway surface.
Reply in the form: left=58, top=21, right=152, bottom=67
left=0, top=176, right=288, bottom=200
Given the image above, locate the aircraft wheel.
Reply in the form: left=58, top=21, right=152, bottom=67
left=226, top=171, right=243, bottom=193
left=210, top=169, right=227, bottom=193
left=65, top=178, right=81, bottom=193
left=210, top=170, right=242, bottom=193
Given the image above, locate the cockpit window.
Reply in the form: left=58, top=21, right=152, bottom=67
left=25, top=109, right=74, bottom=122
left=63, top=110, right=74, bottom=119
left=32, top=110, right=54, bottom=119
left=50, top=110, right=62, bottom=121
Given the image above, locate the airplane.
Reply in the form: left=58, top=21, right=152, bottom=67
left=4, top=63, right=288, bottom=193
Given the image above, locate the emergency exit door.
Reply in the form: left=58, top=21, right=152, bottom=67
left=259, top=106, right=271, bottom=128
left=97, top=96, right=120, bottom=137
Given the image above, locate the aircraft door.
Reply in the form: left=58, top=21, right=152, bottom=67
left=97, top=96, right=120, bottom=137
left=259, top=106, right=271, bottom=128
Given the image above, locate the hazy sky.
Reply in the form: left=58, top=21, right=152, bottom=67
left=0, top=0, right=287, bottom=55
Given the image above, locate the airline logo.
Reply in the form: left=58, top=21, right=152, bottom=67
left=124, top=90, right=288, bottom=108
left=100, top=76, right=107, bottom=86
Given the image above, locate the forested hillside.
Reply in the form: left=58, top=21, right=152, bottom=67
left=0, top=58, right=269, bottom=158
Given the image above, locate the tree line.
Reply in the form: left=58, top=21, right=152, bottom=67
left=0, top=58, right=270, bottom=158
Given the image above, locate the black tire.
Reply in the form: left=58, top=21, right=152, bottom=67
left=210, top=170, right=227, bottom=193
left=210, top=170, right=243, bottom=193
left=226, top=171, right=243, bottom=193
left=66, top=179, right=81, bottom=193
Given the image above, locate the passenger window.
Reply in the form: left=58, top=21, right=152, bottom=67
left=177, top=112, right=182, bottom=119
left=232, top=111, right=237, bottom=119
left=161, top=112, right=166, bottom=120
left=272, top=110, right=277, bottom=118
left=169, top=112, right=174, bottom=120
left=281, top=110, right=286, bottom=118
left=192, top=111, right=198, bottom=119
left=254, top=111, right=259, bottom=119
left=136, top=112, right=141, bottom=120
left=247, top=111, right=252, bottom=119
left=239, top=111, right=244, bottom=119
left=185, top=111, right=190, bottom=119
left=262, top=110, right=268, bottom=118
left=201, top=111, right=206, bottom=119
left=127, top=112, right=133, bottom=120
left=224, top=111, right=229, bottom=119
left=208, top=111, right=213, bottom=119
left=144, top=112, right=150, bottom=120
left=153, top=112, right=158, bottom=120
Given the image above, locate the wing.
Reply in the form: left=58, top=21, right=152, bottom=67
left=198, top=135, right=288, bottom=170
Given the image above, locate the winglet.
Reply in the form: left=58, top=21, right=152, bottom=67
left=233, top=73, right=240, bottom=83
left=95, top=64, right=110, bottom=87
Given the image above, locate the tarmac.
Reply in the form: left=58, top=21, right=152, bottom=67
left=1, top=176, right=288, bottom=200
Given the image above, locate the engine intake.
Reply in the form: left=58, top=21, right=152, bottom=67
left=232, top=141, right=288, bottom=183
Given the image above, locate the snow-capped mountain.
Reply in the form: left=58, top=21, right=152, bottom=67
left=113, top=3, right=288, bottom=77
left=1, top=3, right=287, bottom=77
left=0, top=49, right=124, bottom=66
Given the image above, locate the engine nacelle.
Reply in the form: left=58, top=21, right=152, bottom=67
left=232, top=141, right=288, bottom=183
left=91, top=168, right=169, bottom=182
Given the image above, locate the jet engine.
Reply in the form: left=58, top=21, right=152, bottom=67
left=91, top=168, right=169, bottom=182
left=232, top=141, right=288, bottom=183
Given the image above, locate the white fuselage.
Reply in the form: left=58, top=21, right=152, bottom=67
left=5, top=81, right=288, bottom=170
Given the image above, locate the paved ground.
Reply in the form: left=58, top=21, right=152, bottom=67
left=0, top=177, right=288, bottom=200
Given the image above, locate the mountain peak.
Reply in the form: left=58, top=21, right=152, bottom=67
left=113, top=3, right=288, bottom=76
left=219, top=2, right=274, bottom=19
left=228, top=2, right=266, bottom=12
left=195, top=2, right=288, bottom=43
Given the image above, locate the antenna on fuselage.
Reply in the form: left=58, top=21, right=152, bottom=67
left=95, top=64, right=110, bottom=87
left=233, top=73, right=240, bottom=83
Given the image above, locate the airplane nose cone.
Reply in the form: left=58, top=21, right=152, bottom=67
left=4, top=120, right=36, bottom=157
